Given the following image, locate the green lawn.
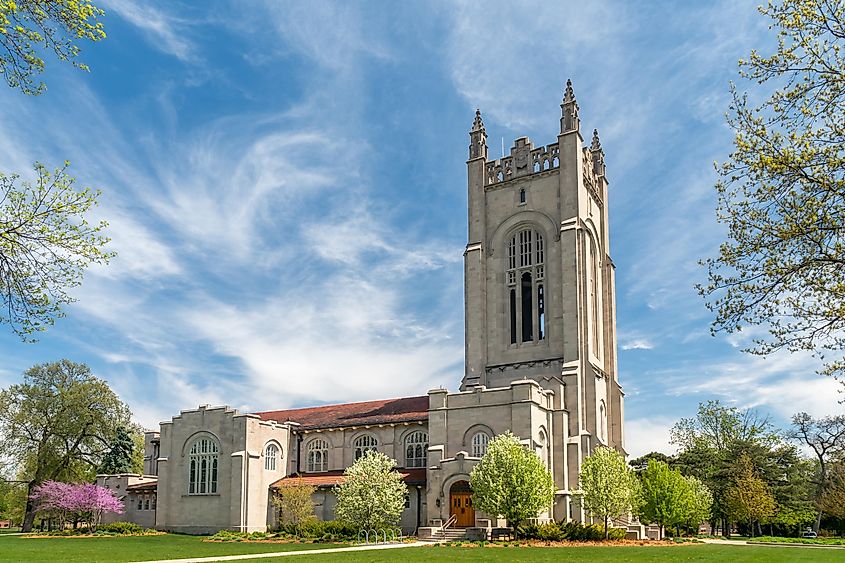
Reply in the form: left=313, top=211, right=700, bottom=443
left=0, top=533, right=339, bottom=562
left=1, top=536, right=843, bottom=563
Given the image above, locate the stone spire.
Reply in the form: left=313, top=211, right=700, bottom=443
left=590, top=128, right=605, bottom=177
left=469, top=108, right=488, bottom=160
left=560, top=79, right=580, bottom=134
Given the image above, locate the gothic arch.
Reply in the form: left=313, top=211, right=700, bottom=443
left=461, top=423, right=494, bottom=448
left=180, top=430, right=221, bottom=457
left=489, top=210, right=558, bottom=256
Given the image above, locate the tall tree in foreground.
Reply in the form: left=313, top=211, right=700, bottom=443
left=98, top=426, right=136, bottom=475
left=334, top=451, right=406, bottom=533
left=578, top=446, right=636, bottom=539
left=699, top=0, right=845, bottom=383
left=273, top=479, right=316, bottom=537
left=636, top=460, right=689, bottom=537
left=0, top=163, right=113, bottom=339
left=790, top=412, right=845, bottom=531
left=0, top=1, right=105, bottom=95
left=470, top=432, right=555, bottom=535
left=0, top=360, right=131, bottom=531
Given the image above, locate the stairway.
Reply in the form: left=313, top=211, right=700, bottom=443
left=439, top=528, right=468, bottom=542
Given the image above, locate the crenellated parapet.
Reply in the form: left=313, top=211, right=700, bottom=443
left=484, top=137, right=560, bottom=186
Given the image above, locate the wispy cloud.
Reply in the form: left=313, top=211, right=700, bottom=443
left=621, top=338, right=655, bottom=351
left=102, top=0, right=197, bottom=62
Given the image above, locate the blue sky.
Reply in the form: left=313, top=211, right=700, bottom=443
left=0, top=0, right=840, bottom=458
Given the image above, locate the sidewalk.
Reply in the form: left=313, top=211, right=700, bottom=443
left=129, top=541, right=429, bottom=563
left=699, top=538, right=845, bottom=550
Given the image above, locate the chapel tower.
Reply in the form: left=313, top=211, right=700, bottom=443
left=462, top=82, right=625, bottom=459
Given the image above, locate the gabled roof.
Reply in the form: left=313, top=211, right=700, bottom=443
left=126, top=480, right=158, bottom=493
left=254, top=396, right=429, bottom=431
left=271, top=468, right=426, bottom=489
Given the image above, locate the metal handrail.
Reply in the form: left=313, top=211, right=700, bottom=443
left=440, top=514, right=458, bottom=537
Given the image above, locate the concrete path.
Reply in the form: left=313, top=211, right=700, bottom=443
left=129, top=541, right=429, bottom=563
left=699, top=538, right=845, bottom=550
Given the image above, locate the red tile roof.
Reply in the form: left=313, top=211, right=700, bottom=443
left=255, top=396, right=429, bottom=431
left=272, top=468, right=426, bottom=489
left=126, top=481, right=157, bottom=493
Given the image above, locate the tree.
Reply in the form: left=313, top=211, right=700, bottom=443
left=98, top=426, right=135, bottom=475
left=0, top=163, right=113, bottom=339
left=0, top=360, right=131, bottom=531
left=469, top=431, right=555, bottom=534
left=699, top=0, right=845, bottom=383
left=636, top=460, right=690, bottom=537
left=578, top=445, right=636, bottom=539
left=0, top=1, right=105, bottom=95
left=273, top=479, right=316, bottom=536
left=819, top=460, right=845, bottom=519
left=790, top=412, right=845, bottom=531
left=30, top=480, right=122, bottom=531
left=682, top=476, right=714, bottom=533
left=724, top=454, right=777, bottom=537
left=334, top=451, right=406, bottom=532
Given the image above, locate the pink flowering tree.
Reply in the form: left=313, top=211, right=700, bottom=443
left=31, top=481, right=123, bottom=531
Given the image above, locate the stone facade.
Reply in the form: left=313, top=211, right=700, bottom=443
left=102, top=84, right=625, bottom=535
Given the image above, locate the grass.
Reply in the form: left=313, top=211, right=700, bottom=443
left=747, top=535, right=845, bottom=545
left=0, top=533, right=339, bottom=562
left=2, top=535, right=845, bottom=563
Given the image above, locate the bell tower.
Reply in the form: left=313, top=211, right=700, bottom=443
left=462, top=81, right=625, bottom=457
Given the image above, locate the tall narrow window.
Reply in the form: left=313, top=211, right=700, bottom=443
left=599, top=401, right=607, bottom=443
left=507, top=228, right=545, bottom=345
left=404, top=431, right=428, bottom=468
left=353, top=435, right=378, bottom=460
left=521, top=272, right=533, bottom=342
left=307, top=439, right=328, bottom=472
left=265, top=444, right=279, bottom=471
left=188, top=438, right=219, bottom=495
left=519, top=188, right=526, bottom=204
left=590, top=242, right=601, bottom=353
left=537, top=284, right=545, bottom=340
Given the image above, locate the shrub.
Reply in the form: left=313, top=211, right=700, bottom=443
left=279, top=519, right=358, bottom=542
left=514, top=520, right=625, bottom=542
left=98, top=521, right=144, bottom=535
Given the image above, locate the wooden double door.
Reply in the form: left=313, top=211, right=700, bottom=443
left=450, top=492, right=475, bottom=527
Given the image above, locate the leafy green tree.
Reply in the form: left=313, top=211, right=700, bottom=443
left=680, top=476, right=713, bottom=534
left=334, top=450, right=406, bottom=532
left=636, top=460, right=689, bottom=537
left=0, top=360, right=131, bottom=531
left=0, top=163, right=113, bottom=339
left=790, top=412, right=845, bottom=531
left=469, top=431, right=555, bottom=534
left=273, top=479, right=316, bottom=536
left=0, top=0, right=105, bottom=95
left=699, top=0, right=845, bottom=383
left=819, top=461, right=845, bottom=519
left=724, top=454, right=777, bottom=537
left=98, top=426, right=135, bottom=475
left=578, top=445, right=636, bottom=539
left=629, top=452, right=673, bottom=471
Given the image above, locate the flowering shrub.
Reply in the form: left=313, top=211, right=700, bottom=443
left=30, top=481, right=123, bottom=531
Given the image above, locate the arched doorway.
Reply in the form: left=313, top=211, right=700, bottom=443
left=449, top=480, right=475, bottom=527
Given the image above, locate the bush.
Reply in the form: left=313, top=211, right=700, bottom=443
left=514, top=521, right=625, bottom=542
left=279, top=519, right=359, bottom=542
left=98, top=522, right=144, bottom=535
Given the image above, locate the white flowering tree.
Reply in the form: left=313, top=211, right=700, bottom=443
left=334, top=451, right=407, bottom=532
left=470, top=431, right=555, bottom=533
left=578, top=445, right=636, bottom=539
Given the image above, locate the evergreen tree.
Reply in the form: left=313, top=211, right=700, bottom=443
left=99, top=427, right=135, bottom=475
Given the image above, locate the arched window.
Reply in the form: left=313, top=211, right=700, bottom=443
left=353, top=435, right=378, bottom=460
left=537, top=429, right=548, bottom=468
left=307, top=439, right=328, bottom=472
left=188, top=437, right=218, bottom=495
left=589, top=240, right=602, bottom=355
left=404, top=431, right=428, bottom=468
left=265, top=444, right=279, bottom=471
left=507, top=228, right=545, bottom=345
left=471, top=432, right=490, bottom=457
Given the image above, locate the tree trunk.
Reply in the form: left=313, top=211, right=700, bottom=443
left=604, top=516, right=608, bottom=539
left=722, top=517, right=729, bottom=537
left=815, top=509, right=823, bottom=533
left=21, top=481, right=37, bottom=532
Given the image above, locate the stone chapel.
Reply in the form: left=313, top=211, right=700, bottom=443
left=98, top=82, right=626, bottom=535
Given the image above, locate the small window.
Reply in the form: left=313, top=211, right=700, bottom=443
left=404, top=494, right=411, bottom=509
left=519, top=188, right=526, bottom=204
left=265, top=444, right=279, bottom=471
left=471, top=432, right=490, bottom=457
left=353, top=435, right=378, bottom=460
left=144, top=498, right=150, bottom=510
left=137, top=498, right=142, bottom=511
left=307, top=439, right=329, bottom=472
left=404, top=431, right=428, bottom=468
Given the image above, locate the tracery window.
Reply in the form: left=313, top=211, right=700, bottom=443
left=307, top=439, right=329, bottom=472
left=599, top=401, right=607, bottom=443
left=265, top=444, right=279, bottom=471
left=188, top=438, right=218, bottom=495
left=588, top=240, right=602, bottom=355
left=537, top=429, right=549, bottom=468
left=353, top=435, right=378, bottom=460
left=506, top=228, right=545, bottom=344
left=471, top=432, right=490, bottom=458
left=404, top=431, right=428, bottom=468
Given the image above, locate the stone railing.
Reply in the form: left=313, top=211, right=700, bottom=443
left=485, top=142, right=560, bottom=185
